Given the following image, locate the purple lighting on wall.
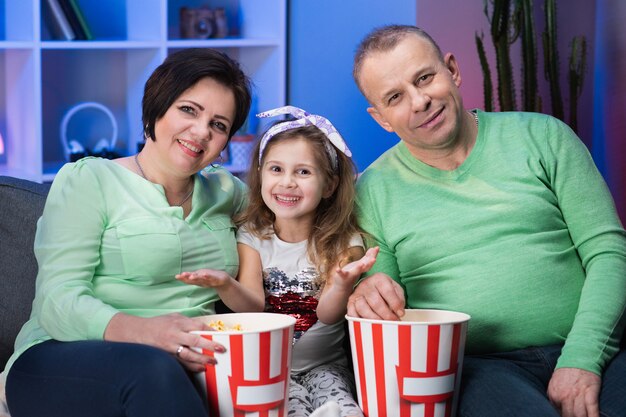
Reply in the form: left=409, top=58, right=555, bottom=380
left=593, top=0, right=626, bottom=222
left=0, top=131, right=4, bottom=155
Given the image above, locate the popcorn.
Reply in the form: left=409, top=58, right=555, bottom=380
left=193, top=313, right=297, bottom=416
left=208, top=320, right=242, bottom=331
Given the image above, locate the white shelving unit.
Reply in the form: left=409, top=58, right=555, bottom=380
left=0, top=0, right=286, bottom=182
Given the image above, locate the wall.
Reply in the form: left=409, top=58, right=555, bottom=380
left=287, top=0, right=416, bottom=172
left=416, top=1, right=487, bottom=112
left=592, top=0, right=626, bottom=220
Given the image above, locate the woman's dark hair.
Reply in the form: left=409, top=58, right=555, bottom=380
left=142, top=48, right=252, bottom=141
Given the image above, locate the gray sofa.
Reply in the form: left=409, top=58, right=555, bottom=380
left=0, top=176, right=50, bottom=372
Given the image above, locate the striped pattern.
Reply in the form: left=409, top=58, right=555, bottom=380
left=348, top=319, right=467, bottom=417
left=198, top=326, right=293, bottom=417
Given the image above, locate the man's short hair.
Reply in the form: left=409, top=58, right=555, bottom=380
left=353, top=25, right=444, bottom=96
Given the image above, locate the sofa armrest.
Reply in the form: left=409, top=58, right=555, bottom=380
left=0, top=176, right=50, bottom=371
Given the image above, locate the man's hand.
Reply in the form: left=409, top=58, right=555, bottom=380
left=346, top=272, right=405, bottom=320
left=547, top=367, right=601, bottom=417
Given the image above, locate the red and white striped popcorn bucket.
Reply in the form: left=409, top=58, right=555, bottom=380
left=347, top=309, right=470, bottom=417
left=192, top=313, right=296, bottom=417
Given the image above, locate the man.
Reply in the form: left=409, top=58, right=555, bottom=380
left=347, top=25, right=626, bottom=417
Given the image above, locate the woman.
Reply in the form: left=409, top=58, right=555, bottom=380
left=3, top=48, right=251, bottom=417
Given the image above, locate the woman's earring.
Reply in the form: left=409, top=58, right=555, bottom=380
left=210, top=153, right=225, bottom=168
left=143, top=125, right=150, bottom=140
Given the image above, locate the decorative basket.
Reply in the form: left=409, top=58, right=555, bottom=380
left=228, top=134, right=256, bottom=171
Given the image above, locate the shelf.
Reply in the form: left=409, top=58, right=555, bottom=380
left=40, top=40, right=162, bottom=49
left=166, top=38, right=283, bottom=48
left=0, top=41, right=36, bottom=49
left=0, top=0, right=286, bottom=182
left=37, top=38, right=283, bottom=50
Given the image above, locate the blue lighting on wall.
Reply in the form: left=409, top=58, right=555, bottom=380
left=288, top=0, right=417, bottom=172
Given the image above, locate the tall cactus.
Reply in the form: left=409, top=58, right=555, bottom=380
left=568, top=36, right=587, bottom=133
left=475, top=32, right=494, bottom=112
left=519, top=0, right=539, bottom=112
left=542, top=0, right=564, bottom=120
left=488, top=0, right=518, bottom=111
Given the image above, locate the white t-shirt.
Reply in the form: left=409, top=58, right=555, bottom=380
left=237, top=227, right=363, bottom=373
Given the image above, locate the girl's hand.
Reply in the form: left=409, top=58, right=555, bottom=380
left=317, top=246, right=380, bottom=325
left=104, top=313, right=226, bottom=372
left=176, top=269, right=233, bottom=288
left=333, top=246, right=380, bottom=290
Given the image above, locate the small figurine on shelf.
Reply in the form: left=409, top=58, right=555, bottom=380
left=67, top=140, right=86, bottom=162
left=67, top=139, right=121, bottom=162
left=91, top=138, right=122, bottom=160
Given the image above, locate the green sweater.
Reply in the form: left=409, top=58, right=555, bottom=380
left=356, top=111, right=626, bottom=375
left=3, top=157, right=246, bottom=375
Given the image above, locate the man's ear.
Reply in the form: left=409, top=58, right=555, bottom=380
left=323, top=175, right=339, bottom=199
left=367, top=106, right=394, bottom=133
left=444, top=52, right=462, bottom=88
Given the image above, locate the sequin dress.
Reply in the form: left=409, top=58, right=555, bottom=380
left=237, top=227, right=365, bottom=416
left=237, top=227, right=363, bottom=373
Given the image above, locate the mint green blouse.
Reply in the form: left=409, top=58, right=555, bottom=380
left=4, top=157, right=246, bottom=374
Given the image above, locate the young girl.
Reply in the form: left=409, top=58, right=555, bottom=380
left=177, top=106, right=377, bottom=417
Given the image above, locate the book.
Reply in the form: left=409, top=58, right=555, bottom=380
left=42, top=0, right=76, bottom=40
left=68, top=0, right=93, bottom=40
left=57, top=0, right=87, bottom=40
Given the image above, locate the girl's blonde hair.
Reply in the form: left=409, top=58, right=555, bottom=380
left=236, top=125, right=361, bottom=284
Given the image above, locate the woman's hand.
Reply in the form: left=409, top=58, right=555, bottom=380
left=104, top=312, right=226, bottom=372
left=176, top=269, right=233, bottom=288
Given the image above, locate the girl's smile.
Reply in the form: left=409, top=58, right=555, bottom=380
left=273, top=193, right=302, bottom=205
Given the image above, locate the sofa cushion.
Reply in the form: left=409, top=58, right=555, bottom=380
left=0, top=176, right=49, bottom=371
